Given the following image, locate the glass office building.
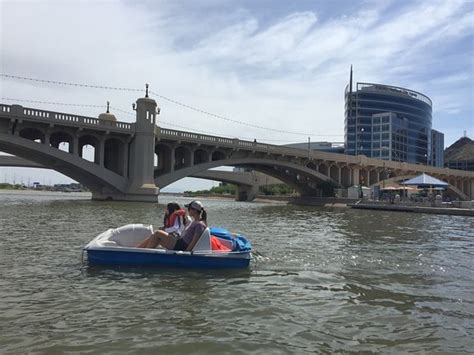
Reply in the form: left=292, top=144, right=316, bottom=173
left=431, top=129, right=444, bottom=168
left=344, top=74, right=440, bottom=165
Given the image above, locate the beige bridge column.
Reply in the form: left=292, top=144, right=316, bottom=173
left=352, top=167, right=360, bottom=186
left=94, top=89, right=159, bottom=201
left=73, top=133, right=79, bottom=156
left=98, top=136, right=105, bottom=167
left=127, top=91, right=159, bottom=201
left=122, top=138, right=130, bottom=178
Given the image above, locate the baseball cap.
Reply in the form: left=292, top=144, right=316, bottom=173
left=184, top=200, right=204, bottom=212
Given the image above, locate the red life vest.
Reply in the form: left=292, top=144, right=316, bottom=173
left=166, top=209, right=186, bottom=228
left=210, top=236, right=232, bottom=251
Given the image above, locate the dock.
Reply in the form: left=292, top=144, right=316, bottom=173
left=349, top=202, right=474, bottom=217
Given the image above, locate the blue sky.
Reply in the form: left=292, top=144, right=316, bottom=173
left=1, top=0, right=473, bottom=191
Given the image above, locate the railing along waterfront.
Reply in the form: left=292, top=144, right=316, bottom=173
left=0, top=104, right=133, bottom=133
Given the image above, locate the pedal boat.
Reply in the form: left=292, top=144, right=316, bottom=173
left=84, top=224, right=251, bottom=268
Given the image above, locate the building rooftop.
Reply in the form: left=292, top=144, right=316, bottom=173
left=444, top=136, right=474, bottom=161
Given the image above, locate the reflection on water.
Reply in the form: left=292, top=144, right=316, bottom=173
left=0, top=192, right=473, bottom=353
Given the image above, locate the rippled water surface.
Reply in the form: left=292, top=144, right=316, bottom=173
left=0, top=191, right=473, bottom=353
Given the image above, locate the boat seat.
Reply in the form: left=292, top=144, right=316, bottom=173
left=192, top=228, right=211, bottom=252
left=109, top=224, right=154, bottom=247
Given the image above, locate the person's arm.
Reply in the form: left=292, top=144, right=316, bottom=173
left=185, top=225, right=205, bottom=251
left=164, top=217, right=180, bottom=234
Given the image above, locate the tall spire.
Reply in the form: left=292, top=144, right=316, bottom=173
left=349, top=65, right=353, bottom=93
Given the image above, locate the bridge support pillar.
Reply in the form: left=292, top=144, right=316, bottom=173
left=98, top=137, right=105, bottom=167
left=352, top=168, right=359, bottom=186
left=189, top=150, right=194, bottom=166
left=44, top=130, right=51, bottom=146
left=122, top=140, right=129, bottom=178
left=121, top=93, right=159, bottom=202
left=73, top=135, right=79, bottom=156
left=170, top=146, right=175, bottom=172
left=236, top=184, right=258, bottom=202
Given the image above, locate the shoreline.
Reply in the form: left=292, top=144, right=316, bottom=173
left=349, top=202, right=474, bottom=217
left=0, top=189, right=91, bottom=196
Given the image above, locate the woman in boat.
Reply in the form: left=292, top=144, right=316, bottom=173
left=136, top=202, right=188, bottom=248
left=136, top=200, right=207, bottom=251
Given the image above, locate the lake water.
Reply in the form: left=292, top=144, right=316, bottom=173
left=0, top=191, right=473, bottom=353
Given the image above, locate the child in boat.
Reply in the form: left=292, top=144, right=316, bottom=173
left=161, top=202, right=190, bottom=237
left=136, top=202, right=189, bottom=248
left=136, top=200, right=207, bottom=251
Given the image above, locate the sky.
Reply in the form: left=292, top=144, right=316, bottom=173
left=0, top=0, right=473, bottom=191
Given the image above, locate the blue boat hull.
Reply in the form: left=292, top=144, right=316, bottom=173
left=86, top=249, right=251, bottom=269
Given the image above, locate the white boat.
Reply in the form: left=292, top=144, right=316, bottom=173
left=84, top=224, right=252, bottom=268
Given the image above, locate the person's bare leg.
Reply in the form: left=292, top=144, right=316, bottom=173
left=144, top=233, right=162, bottom=248
left=147, top=233, right=176, bottom=249
left=137, top=230, right=176, bottom=249
left=136, top=237, right=151, bottom=248
left=136, top=230, right=166, bottom=248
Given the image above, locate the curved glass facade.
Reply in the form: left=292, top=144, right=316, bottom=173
left=345, top=82, right=434, bottom=165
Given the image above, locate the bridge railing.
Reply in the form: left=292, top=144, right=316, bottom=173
left=156, top=126, right=474, bottom=178
left=157, top=126, right=322, bottom=157
left=0, top=104, right=11, bottom=114
left=0, top=104, right=133, bottom=133
left=3, top=104, right=473, bottom=180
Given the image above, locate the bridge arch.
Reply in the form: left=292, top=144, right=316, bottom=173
left=0, top=132, right=127, bottom=195
left=211, top=150, right=227, bottom=161
left=155, top=157, right=338, bottom=196
left=194, top=148, right=210, bottom=164
left=155, top=143, right=172, bottom=174
left=318, top=163, right=328, bottom=176
left=50, top=130, right=74, bottom=153
left=341, top=166, right=351, bottom=186
left=19, top=127, right=45, bottom=143
left=78, top=134, right=100, bottom=163
left=174, top=146, right=192, bottom=171
left=104, top=137, right=124, bottom=175
left=306, top=161, right=317, bottom=170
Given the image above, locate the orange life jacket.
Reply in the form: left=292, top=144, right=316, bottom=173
left=210, top=236, right=232, bottom=251
left=166, top=209, right=186, bottom=228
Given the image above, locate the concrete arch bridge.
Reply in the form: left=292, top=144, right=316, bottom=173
left=1, top=97, right=473, bottom=202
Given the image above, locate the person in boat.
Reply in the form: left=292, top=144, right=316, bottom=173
left=160, top=202, right=190, bottom=235
left=136, top=200, right=207, bottom=251
left=136, top=202, right=189, bottom=248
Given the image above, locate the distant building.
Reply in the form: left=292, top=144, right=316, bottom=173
left=431, top=129, right=445, bottom=168
left=444, top=136, right=474, bottom=171
left=283, top=141, right=345, bottom=154
left=344, top=66, right=443, bottom=166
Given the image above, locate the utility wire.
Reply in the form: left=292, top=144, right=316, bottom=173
left=148, top=89, right=342, bottom=137
left=110, top=106, right=301, bottom=142
left=0, top=74, right=141, bottom=92
left=1, top=73, right=344, bottom=137
left=0, top=97, right=104, bottom=108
